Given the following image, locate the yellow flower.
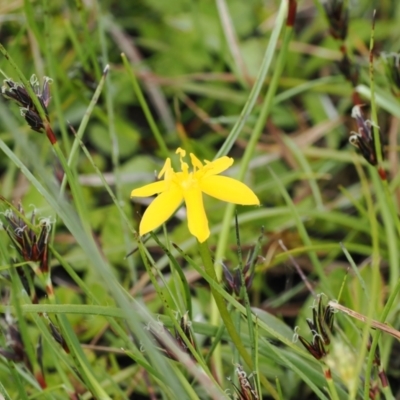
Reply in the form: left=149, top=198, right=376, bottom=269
left=131, top=148, right=259, bottom=243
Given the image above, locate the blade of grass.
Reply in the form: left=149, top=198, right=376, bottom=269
left=98, top=13, right=139, bottom=285
left=283, top=136, right=324, bottom=210
left=215, top=0, right=294, bottom=279
left=212, top=1, right=292, bottom=380
left=267, top=166, right=329, bottom=292
left=215, top=0, right=288, bottom=159
left=121, top=53, right=169, bottom=159
left=42, top=0, right=71, bottom=151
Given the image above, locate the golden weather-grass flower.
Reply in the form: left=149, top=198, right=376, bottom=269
left=131, top=148, right=260, bottom=243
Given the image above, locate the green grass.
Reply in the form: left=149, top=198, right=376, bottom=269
left=0, top=0, right=400, bottom=398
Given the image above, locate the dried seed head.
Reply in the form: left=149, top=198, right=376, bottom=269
left=349, top=105, right=383, bottom=166
left=1, top=75, right=52, bottom=133
left=1, top=202, right=52, bottom=273
left=222, top=253, right=258, bottom=299
left=298, top=296, right=334, bottom=360
left=230, top=364, right=259, bottom=400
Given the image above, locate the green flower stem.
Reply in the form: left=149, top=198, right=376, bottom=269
left=198, top=240, right=250, bottom=361
left=363, top=249, right=398, bottom=400
left=363, top=21, right=395, bottom=399
left=237, top=226, right=263, bottom=368
left=60, top=65, right=109, bottom=197
left=42, top=0, right=71, bottom=150
left=215, top=9, right=294, bottom=276
left=98, top=18, right=138, bottom=284
left=366, top=41, right=399, bottom=391
left=52, top=141, right=92, bottom=235
left=138, top=241, right=225, bottom=397
left=368, top=14, right=383, bottom=168
left=215, top=0, right=288, bottom=159
left=382, top=384, right=395, bottom=400
left=198, top=240, right=278, bottom=399
left=121, top=54, right=170, bottom=160
left=210, top=7, right=294, bottom=381
left=323, top=366, right=340, bottom=400
left=354, top=164, right=380, bottom=400
left=204, top=324, right=226, bottom=364
left=232, top=304, right=240, bottom=369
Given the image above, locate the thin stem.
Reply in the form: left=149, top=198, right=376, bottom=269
left=60, top=65, right=109, bottom=196
left=368, top=11, right=383, bottom=167
left=215, top=2, right=294, bottom=272
left=121, top=53, right=170, bottom=159
left=197, top=240, right=278, bottom=400
left=322, top=366, right=340, bottom=400
left=215, top=0, right=288, bottom=160
left=42, top=0, right=70, bottom=150
left=354, top=165, right=380, bottom=400
left=210, top=2, right=293, bottom=379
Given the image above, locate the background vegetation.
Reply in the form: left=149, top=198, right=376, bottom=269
left=0, top=0, right=400, bottom=398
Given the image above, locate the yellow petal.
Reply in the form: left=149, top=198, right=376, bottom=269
left=131, top=181, right=166, bottom=198
left=139, top=187, right=183, bottom=235
left=158, top=158, right=173, bottom=179
left=200, top=176, right=260, bottom=205
left=184, top=187, right=210, bottom=243
left=203, top=156, right=233, bottom=177
left=189, top=153, right=203, bottom=169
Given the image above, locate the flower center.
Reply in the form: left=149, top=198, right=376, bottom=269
left=179, top=172, right=197, bottom=190
left=175, top=147, right=202, bottom=191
